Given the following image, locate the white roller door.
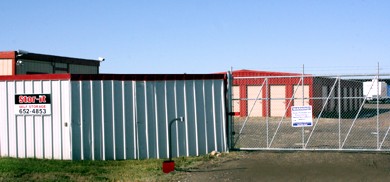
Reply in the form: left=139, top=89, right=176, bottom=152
left=232, top=86, right=240, bottom=113
left=0, top=59, right=13, bottom=76
left=293, top=85, right=310, bottom=106
left=247, top=86, right=263, bottom=117
left=270, top=85, right=286, bottom=117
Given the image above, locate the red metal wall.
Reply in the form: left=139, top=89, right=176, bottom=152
left=0, top=51, right=16, bottom=75
left=231, top=70, right=313, bottom=117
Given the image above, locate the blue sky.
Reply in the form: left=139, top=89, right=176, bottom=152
left=1, top=1, right=389, bottom=75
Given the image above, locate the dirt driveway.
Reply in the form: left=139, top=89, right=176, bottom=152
left=178, top=151, right=390, bottom=182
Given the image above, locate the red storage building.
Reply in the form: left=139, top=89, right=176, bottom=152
left=229, top=69, right=363, bottom=118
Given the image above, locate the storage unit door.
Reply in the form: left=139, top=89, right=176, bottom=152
left=270, top=85, right=286, bottom=117
left=293, top=85, right=310, bottom=106
left=247, top=86, right=263, bottom=117
left=232, top=86, right=240, bottom=113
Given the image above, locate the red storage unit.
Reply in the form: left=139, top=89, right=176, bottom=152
left=227, top=69, right=363, bottom=118
left=229, top=69, right=313, bottom=118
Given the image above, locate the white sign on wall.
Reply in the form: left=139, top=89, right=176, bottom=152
left=291, top=106, right=313, bottom=127
left=14, top=94, right=52, bottom=115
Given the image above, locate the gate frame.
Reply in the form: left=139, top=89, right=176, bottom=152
left=227, top=71, right=390, bottom=152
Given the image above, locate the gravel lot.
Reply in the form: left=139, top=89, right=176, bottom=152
left=179, top=151, right=390, bottom=182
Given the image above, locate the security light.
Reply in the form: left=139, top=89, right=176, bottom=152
left=98, top=57, right=105, bottom=61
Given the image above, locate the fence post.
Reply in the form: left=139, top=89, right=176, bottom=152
left=227, top=71, right=233, bottom=149
left=338, top=76, right=341, bottom=149
left=377, top=62, right=380, bottom=149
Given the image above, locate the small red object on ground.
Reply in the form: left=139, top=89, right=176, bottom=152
left=163, top=160, right=175, bottom=173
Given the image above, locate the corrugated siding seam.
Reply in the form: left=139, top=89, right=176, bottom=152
left=154, top=82, right=160, bottom=159
left=69, top=80, right=73, bottom=160
left=90, top=81, right=95, bottom=160
left=2, top=78, right=227, bottom=160
left=50, top=80, right=54, bottom=159
left=111, top=80, right=116, bottom=160
left=164, top=81, right=169, bottom=158
left=122, top=81, right=126, bottom=160
left=193, top=80, right=199, bottom=156
left=184, top=81, right=189, bottom=156
left=173, top=81, right=178, bottom=157
left=101, top=80, right=105, bottom=160
left=132, top=81, right=137, bottom=159
left=221, top=80, right=227, bottom=152
left=60, top=81, right=63, bottom=160
left=203, top=80, right=208, bottom=153
left=212, top=80, right=217, bottom=151
left=144, top=81, right=149, bottom=158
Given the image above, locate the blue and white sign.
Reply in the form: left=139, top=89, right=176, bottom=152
left=291, top=106, right=313, bottom=127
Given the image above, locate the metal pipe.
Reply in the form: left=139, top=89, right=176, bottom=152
left=168, top=117, right=184, bottom=161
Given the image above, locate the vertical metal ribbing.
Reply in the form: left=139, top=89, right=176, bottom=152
left=68, top=81, right=72, bottom=159
left=153, top=82, right=159, bottom=158
left=32, top=80, right=36, bottom=159
left=122, top=81, right=126, bottom=159
left=144, top=81, right=149, bottom=158
left=220, top=80, right=227, bottom=152
left=23, top=80, right=27, bottom=158
left=33, top=117, right=36, bottom=159
left=90, top=81, right=95, bottom=160
left=202, top=80, right=208, bottom=153
left=14, top=81, right=18, bottom=158
left=212, top=80, right=217, bottom=151
left=111, top=80, right=116, bottom=160
left=133, top=81, right=138, bottom=159
left=23, top=80, right=26, bottom=158
left=193, top=80, right=199, bottom=156
left=174, top=81, right=179, bottom=157
left=79, top=81, right=84, bottom=160
left=59, top=81, right=63, bottom=160
left=101, top=80, right=105, bottom=160
left=164, top=81, right=169, bottom=158
left=40, top=80, right=44, bottom=159
left=50, top=80, right=54, bottom=159
left=38, top=80, right=43, bottom=159
left=183, top=81, right=189, bottom=156
left=6, top=81, right=9, bottom=156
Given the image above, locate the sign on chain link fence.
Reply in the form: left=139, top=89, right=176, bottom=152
left=230, top=73, right=390, bottom=151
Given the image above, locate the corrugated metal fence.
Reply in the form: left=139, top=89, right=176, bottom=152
left=71, top=79, right=227, bottom=160
left=0, top=74, right=228, bottom=160
left=0, top=78, right=72, bottom=160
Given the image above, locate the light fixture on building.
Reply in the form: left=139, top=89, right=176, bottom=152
left=98, top=57, right=105, bottom=61
left=16, top=60, right=23, bottom=66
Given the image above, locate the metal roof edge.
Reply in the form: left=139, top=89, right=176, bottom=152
left=0, top=51, right=16, bottom=59
left=69, top=73, right=227, bottom=81
left=0, top=74, right=71, bottom=81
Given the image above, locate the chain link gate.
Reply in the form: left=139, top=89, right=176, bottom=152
left=228, top=72, right=390, bottom=151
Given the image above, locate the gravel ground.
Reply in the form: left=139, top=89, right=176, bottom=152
left=177, top=151, right=390, bottom=182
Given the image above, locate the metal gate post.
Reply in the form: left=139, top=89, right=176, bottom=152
left=338, top=77, right=341, bottom=149
left=227, top=71, right=233, bottom=149
left=377, top=63, right=380, bottom=149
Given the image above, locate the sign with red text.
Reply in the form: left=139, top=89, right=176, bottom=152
left=14, top=94, right=51, bottom=115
